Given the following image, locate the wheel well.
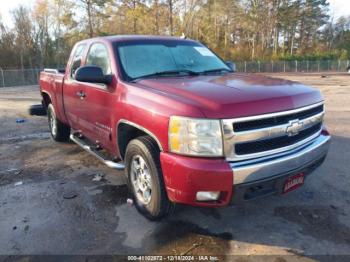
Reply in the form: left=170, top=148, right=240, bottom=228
left=117, top=123, right=160, bottom=160
left=41, top=92, right=51, bottom=108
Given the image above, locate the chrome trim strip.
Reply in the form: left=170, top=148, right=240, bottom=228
left=222, top=102, right=324, bottom=161
left=117, top=119, right=164, bottom=151
left=44, top=68, right=60, bottom=74
left=228, top=129, right=322, bottom=161
left=231, top=134, right=330, bottom=185
left=72, top=79, right=107, bottom=90
left=232, top=112, right=324, bottom=143
left=227, top=101, right=324, bottom=123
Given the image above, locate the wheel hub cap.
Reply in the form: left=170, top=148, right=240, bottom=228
left=130, top=155, right=152, bottom=205
left=50, top=110, right=57, bottom=136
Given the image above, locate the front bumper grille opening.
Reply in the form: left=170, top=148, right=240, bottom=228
left=233, top=104, right=324, bottom=132
left=235, top=123, right=322, bottom=155
left=231, top=155, right=327, bottom=204
left=244, top=185, right=276, bottom=200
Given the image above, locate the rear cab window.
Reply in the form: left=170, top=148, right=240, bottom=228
left=85, top=43, right=111, bottom=75
left=70, top=44, right=86, bottom=78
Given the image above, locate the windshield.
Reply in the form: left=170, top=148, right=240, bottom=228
left=115, top=40, right=231, bottom=81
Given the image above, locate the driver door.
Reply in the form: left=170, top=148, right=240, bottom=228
left=79, top=42, right=116, bottom=152
left=63, top=43, right=89, bottom=133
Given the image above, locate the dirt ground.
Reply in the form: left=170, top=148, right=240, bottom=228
left=0, top=73, right=349, bottom=260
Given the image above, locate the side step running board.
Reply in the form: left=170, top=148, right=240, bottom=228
left=70, top=134, right=125, bottom=170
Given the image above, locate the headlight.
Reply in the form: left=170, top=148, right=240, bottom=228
left=169, top=116, right=223, bottom=157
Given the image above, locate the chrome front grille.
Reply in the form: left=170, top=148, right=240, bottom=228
left=222, top=102, right=324, bottom=161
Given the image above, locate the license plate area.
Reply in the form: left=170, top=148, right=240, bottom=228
left=283, top=173, right=305, bottom=194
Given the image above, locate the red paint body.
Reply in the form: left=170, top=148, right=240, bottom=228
left=40, top=36, right=324, bottom=207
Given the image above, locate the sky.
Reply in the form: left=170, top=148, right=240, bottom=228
left=0, top=0, right=350, bottom=28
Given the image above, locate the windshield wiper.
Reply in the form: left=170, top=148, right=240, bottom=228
left=199, top=68, right=232, bottom=75
left=131, top=69, right=200, bottom=82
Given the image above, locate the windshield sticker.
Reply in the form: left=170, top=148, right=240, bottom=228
left=194, top=47, right=215, bottom=57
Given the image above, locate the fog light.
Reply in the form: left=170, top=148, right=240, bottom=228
left=196, top=191, right=220, bottom=201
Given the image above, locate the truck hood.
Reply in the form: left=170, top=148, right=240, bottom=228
left=136, top=73, right=323, bottom=118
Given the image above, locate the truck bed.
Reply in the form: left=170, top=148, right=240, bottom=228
left=39, top=69, right=67, bottom=123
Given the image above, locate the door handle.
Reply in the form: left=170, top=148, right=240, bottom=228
left=76, top=91, right=86, bottom=99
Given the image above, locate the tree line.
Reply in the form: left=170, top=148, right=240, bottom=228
left=0, top=0, right=349, bottom=69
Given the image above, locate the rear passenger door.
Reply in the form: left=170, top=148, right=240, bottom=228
left=80, top=42, right=116, bottom=151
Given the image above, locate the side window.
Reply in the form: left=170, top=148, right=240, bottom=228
left=86, top=43, right=111, bottom=75
left=70, top=44, right=86, bottom=78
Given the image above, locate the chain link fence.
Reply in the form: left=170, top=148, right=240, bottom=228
left=0, top=68, right=42, bottom=87
left=0, top=60, right=349, bottom=87
left=235, top=60, right=350, bottom=73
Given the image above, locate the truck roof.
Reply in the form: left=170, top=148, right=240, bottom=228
left=76, top=35, right=196, bottom=45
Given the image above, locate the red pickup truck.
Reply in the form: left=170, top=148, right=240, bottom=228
left=40, top=35, right=330, bottom=219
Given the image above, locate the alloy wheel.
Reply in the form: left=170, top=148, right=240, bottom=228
left=130, top=155, right=152, bottom=205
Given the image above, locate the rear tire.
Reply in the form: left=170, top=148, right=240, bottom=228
left=28, top=104, right=47, bottom=116
left=47, top=104, right=70, bottom=142
left=125, top=136, right=173, bottom=220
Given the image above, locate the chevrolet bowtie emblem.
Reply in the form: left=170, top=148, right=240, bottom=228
left=286, top=119, right=304, bottom=136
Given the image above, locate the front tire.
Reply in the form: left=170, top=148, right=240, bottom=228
left=125, top=136, right=172, bottom=220
left=47, top=104, right=70, bottom=142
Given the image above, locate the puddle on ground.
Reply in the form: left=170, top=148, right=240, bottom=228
left=84, top=185, right=103, bottom=196
left=92, top=184, right=129, bottom=206
left=274, top=205, right=350, bottom=244
left=0, top=132, right=51, bottom=143
left=198, top=208, right=222, bottom=220
left=146, top=220, right=233, bottom=256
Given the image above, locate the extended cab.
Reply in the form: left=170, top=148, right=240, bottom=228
left=40, top=35, right=330, bottom=219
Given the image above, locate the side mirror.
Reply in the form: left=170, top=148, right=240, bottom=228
left=226, top=61, right=236, bottom=72
left=75, top=66, right=112, bottom=85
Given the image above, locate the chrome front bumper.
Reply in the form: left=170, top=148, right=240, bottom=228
left=230, top=134, right=330, bottom=185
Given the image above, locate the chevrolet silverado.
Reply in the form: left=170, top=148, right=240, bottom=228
left=39, top=35, right=330, bottom=219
